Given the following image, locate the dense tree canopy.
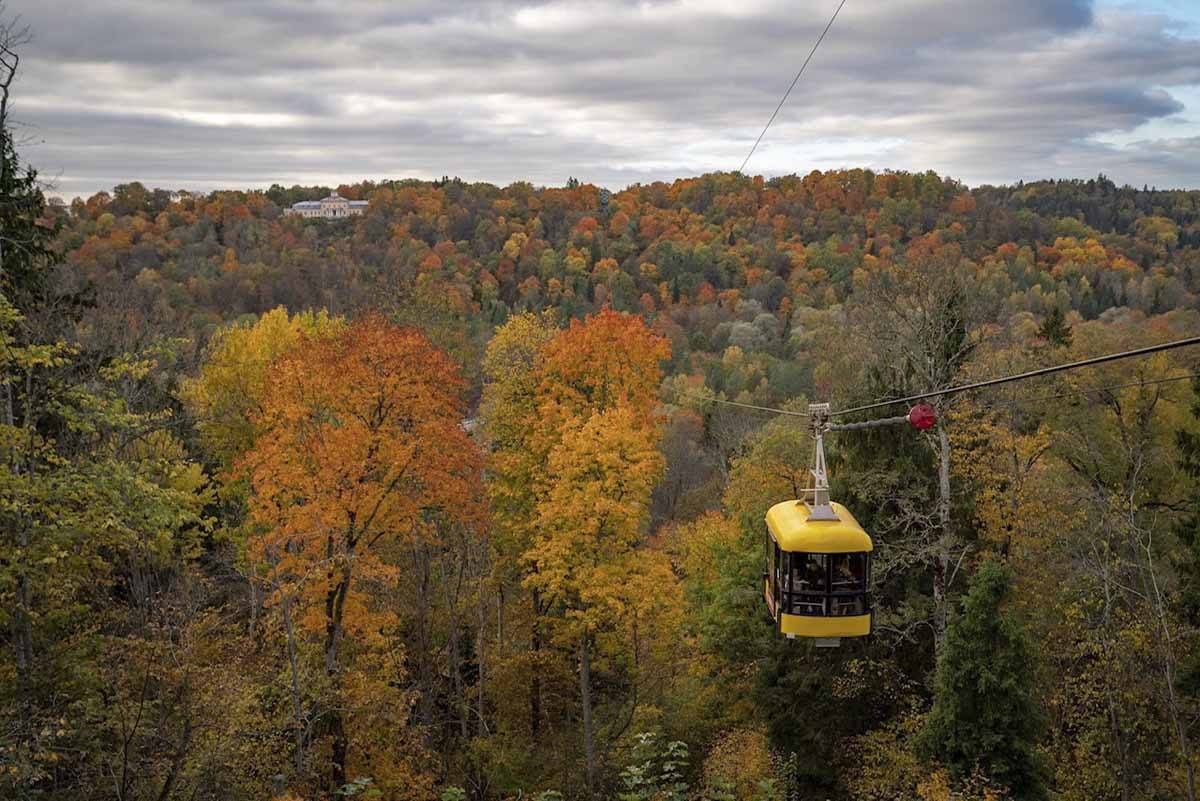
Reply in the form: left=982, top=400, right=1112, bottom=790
left=2, top=65, right=1200, bottom=798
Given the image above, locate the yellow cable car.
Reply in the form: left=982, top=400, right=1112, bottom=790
left=763, top=404, right=873, bottom=646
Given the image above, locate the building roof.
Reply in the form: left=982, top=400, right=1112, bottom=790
left=290, top=194, right=369, bottom=211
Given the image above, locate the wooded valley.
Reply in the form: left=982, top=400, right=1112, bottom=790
left=4, top=118, right=1200, bottom=800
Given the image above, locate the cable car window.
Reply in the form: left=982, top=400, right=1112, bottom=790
left=791, top=553, right=827, bottom=593
left=789, top=593, right=826, bottom=616
left=773, top=551, right=871, bottom=619
left=772, top=541, right=782, bottom=595
left=765, top=535, right=773, bottom=588
left=829, top=553, right=867, bottom=593
left=829, top=595, right=866, bottom=616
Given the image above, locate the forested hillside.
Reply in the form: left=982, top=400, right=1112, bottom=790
left=47, top=171, right=1200, bottom=399
left=6, top=149, right=1200, bottom=801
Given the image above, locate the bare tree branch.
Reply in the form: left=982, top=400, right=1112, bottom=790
left=0, top=3, right=32, bottom=137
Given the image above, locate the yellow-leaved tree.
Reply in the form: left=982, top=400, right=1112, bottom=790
left=482, top=311, right=559, bottom=589
left=523, top=309, right=671, bottom=799
left=182, top=306, right=344, bottom=468
left=480, top=311, right=561, bottom=758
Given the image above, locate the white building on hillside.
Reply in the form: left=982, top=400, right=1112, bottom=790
left=288, top=192, right=368, bottom=219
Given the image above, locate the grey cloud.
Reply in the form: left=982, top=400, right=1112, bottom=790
left=10, top=0, right=1200, bottom=198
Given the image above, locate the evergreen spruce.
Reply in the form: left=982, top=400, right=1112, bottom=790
left=1175, top=376, right=1200, bottom=691
left=1036, top=306, right=1072, bottom=347
left=0, top=123, right=55, bottom=314
left=919, top=561, right=1046, bottom=799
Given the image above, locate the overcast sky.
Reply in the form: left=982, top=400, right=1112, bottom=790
left=8, top=0, right=1200, bottom=199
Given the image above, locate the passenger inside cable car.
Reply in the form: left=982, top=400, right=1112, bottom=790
left=788, top=553, right=826, bottom=615
left=829, top=553, right=868, bottom=615
left=773, top=550, right=870, bottom=617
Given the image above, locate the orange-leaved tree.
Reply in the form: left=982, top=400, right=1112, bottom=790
left=183, top=307, right=346, bottom=784
left=240, top=314, right=484, bottom=795
left=531, top=309, right=668, bottom=440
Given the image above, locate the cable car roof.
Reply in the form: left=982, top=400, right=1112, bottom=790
left=766, top=500, right=872, bottom=553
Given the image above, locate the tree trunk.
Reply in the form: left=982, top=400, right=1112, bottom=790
left=412, top=545, right=436, bottom=732
left=14, top=369, right=35, bottom=673
left=282, top=593, right=306, bottom=774
left=323, top=549, right=352, bottom=793
left=933, top=424, right=953, bottom=655
left=469, top=536, right=489, bottom=741
left=155, top=705, right=193, bottom=801
left=579, top=633, right=596, bottom=801
left=248, top=575, right=260, bottom=638
left=329, top=712, right=348, bottom=793
left=1098, top=550, right=1132, bottom=801
left=1163, top=654, right=1198, bottom=801
left=3, top=378, right=25, bottom=675
left=14, top=514, right=31, bottom=673
left=440, top=556, right=468, bottom=741
left=530, top=589, right=543, bottom=739
left=476, top=571, right=488, bottom=738
left=0, top=61, right=8, bottom=282
left=1106, top=685, right=1132, bottom=801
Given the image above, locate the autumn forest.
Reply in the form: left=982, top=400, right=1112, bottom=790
left=6, top=33, right=1200, bottom=801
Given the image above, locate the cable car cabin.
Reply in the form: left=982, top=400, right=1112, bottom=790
left=763, top=499, right=873, bottom=644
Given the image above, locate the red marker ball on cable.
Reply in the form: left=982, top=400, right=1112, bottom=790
left=907, top=403, right=937, bottom=430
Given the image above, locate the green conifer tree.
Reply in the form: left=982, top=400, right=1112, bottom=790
left=919, top=561, right=1046, bottom=799
left=1036, top=306, right=1072, bottom=347
left=1174, top=376, right=1200, bottom=690
left=1, top=19, right=55, bottom=314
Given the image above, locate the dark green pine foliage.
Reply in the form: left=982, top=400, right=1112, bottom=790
left=919, top=561, right=1046, bottom=799
left=1035, top=306, right=1073, bottom=347
left=0, top=127, right=55, bottom=312
left=1174, top=376, right=1200, bottom=693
